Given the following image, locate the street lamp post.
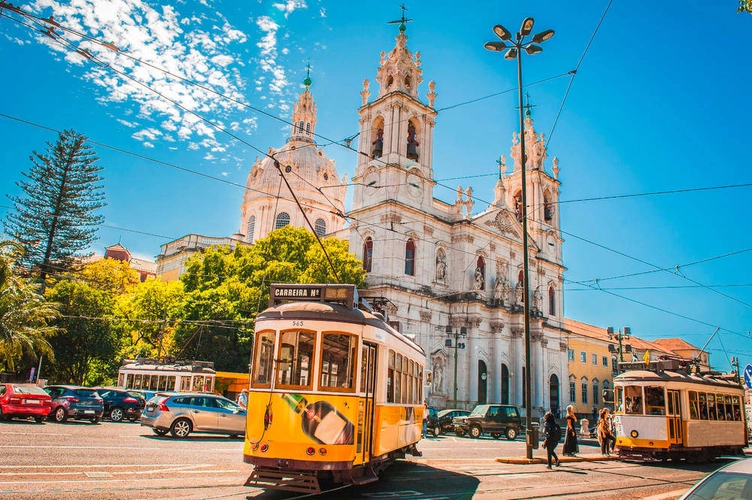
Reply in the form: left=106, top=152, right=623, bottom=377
left=607, top=326, right=632, bottom=371
left=485, top=17, right=554, bottom=461
left=445, top=325, right=467, bottom=408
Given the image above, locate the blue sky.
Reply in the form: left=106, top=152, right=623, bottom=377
left=1, top=1, right=751, bottom=373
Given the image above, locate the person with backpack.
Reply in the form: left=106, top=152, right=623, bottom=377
left=542, top=411, right=561, bottom=469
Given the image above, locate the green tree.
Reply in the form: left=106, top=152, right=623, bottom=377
left=0, top=241, right=57, bottom=372
left=174, top=226, right=364, bottom=371
left=740, top=0, right=752, bottom=13
left=4, top=130, right=105, bottom=290
left=44, top=258, right=137, bottom=385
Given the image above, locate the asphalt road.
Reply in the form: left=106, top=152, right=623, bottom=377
left=0, top=418, right=738, bottom=499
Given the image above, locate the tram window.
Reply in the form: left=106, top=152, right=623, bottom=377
left=689, top=391, right=699, bottom=420
left=615, top=387, right=624, bottom=412
left=699, top=393, right=708, bottom=420
left=645, top=386, right=666, bottom=415
left=733, top=396, right=742, bottom=421
left=624, top=386, right=643, bottom=414
left=319, top=333, right=356, bottom=391
left=360, top=347, right=368, bottom=393
left=180, top=376, right=191, bottom=392
left=387, top=351, right=395, bottom=403
left=252, top=331, right=275, bottom=387
left=395, top=354, right=403, bottom=404
left=716, top=394, right=727, bottom=421
left=276, top=331, right=315, bottom=389
left=707, top=393, right=718, bottom=420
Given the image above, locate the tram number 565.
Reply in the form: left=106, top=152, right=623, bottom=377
left=291, top=321, right=304, bottom=327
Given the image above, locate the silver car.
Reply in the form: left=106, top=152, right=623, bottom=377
left=140, top=393, right=246, bottom=438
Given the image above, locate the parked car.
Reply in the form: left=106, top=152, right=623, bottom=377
left=140, top=392, right=246, bottom=438
left=428, top=409, right=471, bottom=437
left=453, top=404, right=523, bottom=440
left=44, top=385, right=104, bottom=423
left=94, top=388, right=145, bottom=422
left=678, top=457, right=752, bottom=499
left=0, top=383, right=52, bottom=423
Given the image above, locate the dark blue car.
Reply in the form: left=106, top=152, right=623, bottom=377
left=44, top=386, right=104, bottom=424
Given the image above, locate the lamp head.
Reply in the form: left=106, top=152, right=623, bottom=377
left=460, top=326, right=468, bottom=336
left=493, top=24, right=512, bottom=42
left=520, top=17, right=535, bottom=37
left=484, top=41, right=508, bottom=52
left=532, top=29, right=554, bottom=44
left=504, top=48, right=518, bottom=60
left=525, top=44, right=542, bottom=55
left=606, top=326, right=614, bottom=335
left=445, top=325, right=452, bottom=335
left=623, top=326, right=631, bottom=338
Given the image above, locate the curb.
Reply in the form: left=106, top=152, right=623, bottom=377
left=496, top=454, right=620, bottom=465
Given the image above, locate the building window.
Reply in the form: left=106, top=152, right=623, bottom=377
left=580, top=351, right=586, bottom=363
left=544, top=191, right=553, bottom=222
left=246, top=215, right=255, bottom=244
left=363, top=237, right=373, bottom=272
left=569, top=375, right=576, bottom=403
left=405, top=239, right=415, bottom=276
left=581, top=377, right=588, bottom=404
left=275, top=212, right=290, bottom=229
left=314, top=218, right=326, bottom=237
left=593, top=379, right=599, bottom=406
left=592, top=353, right=598, bottom=365
left=567, top=349, right=574, bottom=361
left=548, top=285, right=556, bottom=316
left=602, top=356, right=609, bottom=367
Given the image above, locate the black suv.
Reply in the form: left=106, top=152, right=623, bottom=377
left=44, top=386, right=104, bottom=423
left=95, top=388, right=145, bottom=422
left=453, top=404, right=522, bottom=440
left=428, top=409, right=471, bottom=437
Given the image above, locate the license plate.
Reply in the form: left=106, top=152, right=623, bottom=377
left=24, top=399, right=41, bottom=404
left=84, top=410, right=95, bottom=414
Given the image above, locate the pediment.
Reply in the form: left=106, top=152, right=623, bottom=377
left=483, top=209, right=521, bottom=239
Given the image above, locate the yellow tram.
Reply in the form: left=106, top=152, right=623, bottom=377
left=243, top=284, right=426, bottom=493
left=613, top=361, right=748, bottom=462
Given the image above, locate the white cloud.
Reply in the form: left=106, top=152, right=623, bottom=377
left=117, top=119, right=137, bottom=128
left=273, top=0, right=307, bottom=17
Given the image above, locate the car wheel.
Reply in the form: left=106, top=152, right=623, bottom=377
left=490, top=432, right=501, bottom=439
left=505, top=427, right=517, bottom=440
left=432, top=425, right=441, bottom=437
left=53, top=407, right=67, bottom=423
left=34, top=416, right=45, bottom=424
left=109, top=407, right=124, bottom=422
left=152, top=428, right=168, bottom=436
left=469, top=425, right=482, bottom=439
left=170, top=418, right=192, bottom=438
left=90, top=416, right=102, bottom=424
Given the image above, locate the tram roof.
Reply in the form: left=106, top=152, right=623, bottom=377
left=614, top=369, right=743, bottom=390
left=257, top=300, right=424, bottom=355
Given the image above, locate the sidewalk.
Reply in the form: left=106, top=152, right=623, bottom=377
left=496, top=436, right=618, bottom=465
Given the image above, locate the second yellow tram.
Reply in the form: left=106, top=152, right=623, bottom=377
left=613, top=361, right=747, bottom=462
left=243, top=284, right=425, bottom=493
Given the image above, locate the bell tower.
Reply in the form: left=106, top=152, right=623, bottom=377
left=351, top=14, right=438, bottom=211
left=289, top=64, right=316, bottom=144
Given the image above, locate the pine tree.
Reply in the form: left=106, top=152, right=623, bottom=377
left=4, top=130, right=105, bottom=290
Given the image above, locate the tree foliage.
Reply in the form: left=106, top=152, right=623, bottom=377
left=4, top=130, right=105, bottom=288
left=739, top=0, right=752, bottom=13
left=0, top=241, right=58, bottom=372
left=174, top=226, right=365, bottom=371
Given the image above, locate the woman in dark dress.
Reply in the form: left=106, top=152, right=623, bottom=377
left=543, top=411, right=560, bottom=469
left=563, top=404, right=579, bottom=456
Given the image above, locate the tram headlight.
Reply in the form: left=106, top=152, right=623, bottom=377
left=306, top=447, right=315, bottom=456
left=630, top=430, right=639, bottom=438
left=319, top=448, right=327, bottom=456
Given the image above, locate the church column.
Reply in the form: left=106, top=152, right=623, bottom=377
left=390, top=104, right=401, bottom=156
left=491, top=321, right=504, bottom=403
left=533, top=329, right=545, bottom=411
left=511, top=327, right=524, bottom=406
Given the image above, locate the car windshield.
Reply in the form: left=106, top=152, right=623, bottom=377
left=471, top=405, right=489, bottom=416
left=438, top=409, right=453, bottom=418
left=685, top=471, right=752, bottom=499
left=13, top=385, right=48, bottom=395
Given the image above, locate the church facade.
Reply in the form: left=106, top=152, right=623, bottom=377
left=233, top=24, right=568, bottom=415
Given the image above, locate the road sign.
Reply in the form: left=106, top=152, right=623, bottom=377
left=743, top=364, right=752, bottom=390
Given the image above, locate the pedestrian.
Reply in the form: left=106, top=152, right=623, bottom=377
left=591, top=405, right=597, bottom=423
left=598, top=408, right=615, bottom=456
left=562, top=404, right=579, bottom=456
left=543, top=411, right=561, bottom=469
left=237, top=388, right=248, bottom=410
left=422, top=403, right=429, bottom=438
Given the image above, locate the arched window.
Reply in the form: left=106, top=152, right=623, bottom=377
left=246, top=215, right=255, bottom=244
left=363, top=237, right=373, bottom=272
left=569, top=375, right=576, bottom=403
left=314, top=218, right=326, bottom=237
left=501, top=363, right=510, bottom=404
left=475, top=256, right=485, bottom=290
left=306, top=122, right=311, bottom=135
left=544, top=190, right=553, bottom=222
left=298, top=120, right=304, bottom=134
left=477, top=360, right=487, bottom=405
left=275, top=212, right=290, bottom=229
left=404, top=239, right=415, bottom=276
left=548, top=285, right=556, bottom=316
left=593, top=378, right=600, bottom=406
left=581, top=377, right=588, bottom=404
left=549, top=374, right=560, bottom=413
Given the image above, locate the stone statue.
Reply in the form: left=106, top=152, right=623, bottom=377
left=494, top=274, right=509, bottom=303
left=515, top=280, right=524, bottom=305
left=432, top=361, right=443, bottom=394
left=474, top=267, right=484, bottom=290
left=436, top=252, right=447, bottom=282
left=532, top=289, right=542, bottom=312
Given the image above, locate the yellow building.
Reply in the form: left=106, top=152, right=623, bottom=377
left=564, top=319, right=615, bottom=418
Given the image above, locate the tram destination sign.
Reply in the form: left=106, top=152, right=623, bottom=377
left=269, top=284, right=357, bottom=309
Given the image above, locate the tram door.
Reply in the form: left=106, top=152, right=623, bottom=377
left=667, top=390, right=683, bottom=446
left=358, top=343, right=377, bottom=465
